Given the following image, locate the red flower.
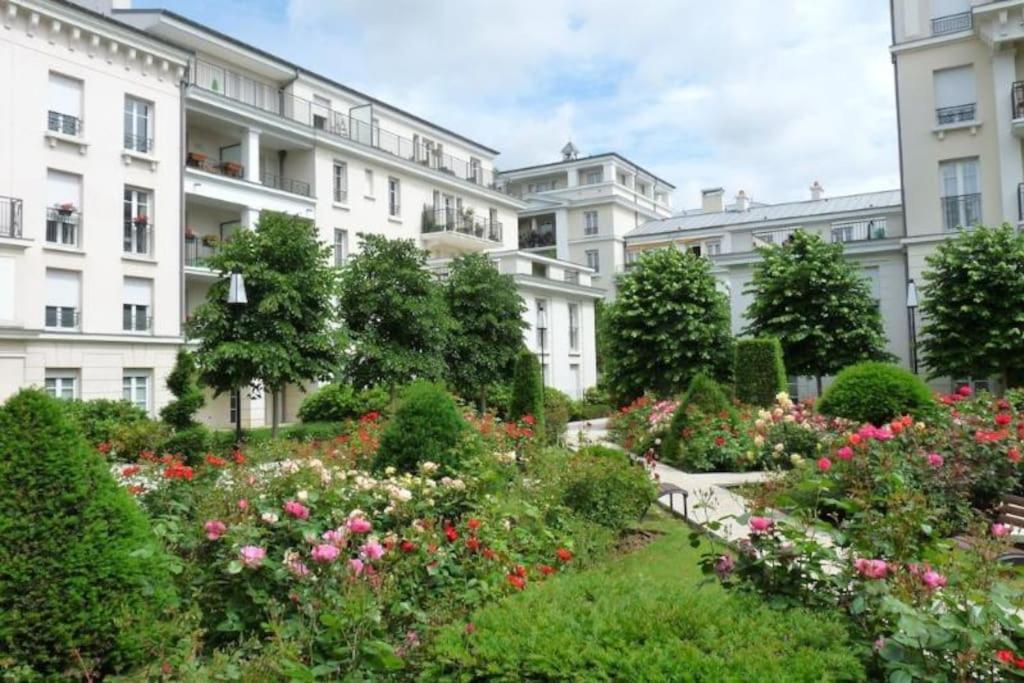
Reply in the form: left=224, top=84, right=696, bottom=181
left=958, top=384, right=973, bottom=397
left=400, top=540, right=416, bottom=553
left=163, top=463, right=194, bottom=481
left=714, top=436, right=726, bottom=447
left=97, top=441, right=112, bottom=454
left=513, top=564, right=527, bottom=578
left=522, top=414, right=536, bottom=425
left=482, top=548, right=497, bottom=561
left=997, top=650, right=1015, bottom=664
left=556, top=548, right=573, bottom=563
left=466, top=537, right=481, bottom=552
left=1010, top=447, right=1022, bottom=463
left=128, top=485, right=145, bottom=495
left=204, top=454, right=227, bottom=467
left=537, top=564, right=556, bottom=575
left=467, top=518, right=482, bottom=531
left=121, top=465, right=141, bottom=477
left=465, top=622, right=476, bottom=635
left=444, top=525, right=459, bottom=542
left=507, top=574, right=526, bottom=590
left=360, top=411, right=381, bottom=423
left=232, top=449, right=245, bottom=465
left=996, top=413, right=1013, bottom=426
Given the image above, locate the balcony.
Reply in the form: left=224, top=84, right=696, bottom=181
left=752, top=228, right=798, bottom=248
left=0, top=196, right=23, bottom=239
left=184, top=234, right=220, bottom=270
left=186, top=151, right=313, bottom=202
left=936, top=103, right=975, bottom=126
left=123, top=133, right=153, bottom=155
left=186, top=152, right=245, bottom=178
left=45, top=207, right=80, bottom=248
left=831, top=218, right=888, bottom=243
left=931, top=11, right=971, bottom=36
left=47, top=111, right=81, bottom=137
left=941, top=193, right=981, bottom=232
left=421, top=206, right=503, bottom=252
left=260, top=171, right=311, bottom=198
left=123, top=220, right=152, bottom=257
left=44, top=306, right=79, bottom=330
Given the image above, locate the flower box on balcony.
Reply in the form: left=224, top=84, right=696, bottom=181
left=133, top=215, right=148, bottom=227
left=187, top=151, right=207, bottom=167
left=56, top=202, right=76, bottom=215
left=201, top=234, right=220, bottom=248
left=222, top=162, right=244, bottom=178
left=184, top=227, right=197, bottom=239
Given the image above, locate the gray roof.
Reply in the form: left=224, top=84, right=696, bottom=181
left=629, top=189, right=902, bottom=239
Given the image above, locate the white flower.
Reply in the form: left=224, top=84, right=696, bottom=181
left=261, top=512, right=279, bottom=524
left=790, top=454, right=803, bottom=466
left=296, top=490, right=309, bottom=502
left=773, top=443, right=785, bottom=453
left=753, top=435, right=765, bottom=447
left=385, top=466, right=397, bottom=476
left=783, top=415, right=796, bottom=423
left=420, top=461, right=440, bottom=474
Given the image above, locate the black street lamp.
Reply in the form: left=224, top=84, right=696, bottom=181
left=227, top=272, right=247, bottom=443
left=906, top=279, right=919, bottom=375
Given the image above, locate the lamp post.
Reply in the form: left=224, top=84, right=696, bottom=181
left=227, top=271, right=247, bottom=443
left=537, top=306, right=548, bottom=387
left=906, top=279, right=919, bottom=375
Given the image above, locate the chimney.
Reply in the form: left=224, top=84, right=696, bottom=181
left=701, top=187, right=724, bottom=213
left=735, top=189, right=750, bottom=212
left=810, top=180, right=824, bottom=201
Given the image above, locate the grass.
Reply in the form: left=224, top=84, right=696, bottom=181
left=423, top=508, right=866, bottom=682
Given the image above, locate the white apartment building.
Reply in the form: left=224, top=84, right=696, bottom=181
left=0, top=0, right=190, bottom=412
left=498, top=144, right=675, bottom=299
left=625, top=186, right=910, bottom=399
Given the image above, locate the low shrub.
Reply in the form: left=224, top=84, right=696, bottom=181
left=660, top=373, right=734, bottom=461
left=108, top=419, right=170, bottom=460
left=61, top=398, right=148, bottom=447
left=543, top=387, right=572, bottom=444
left=734, top=337, right=787, bottom=407
left=296, top=383, right=388, bottom=423
left=576, top=444, right=627, bottom=461
left=569, top=385, right=614, bottom=421
left=560, top=453, right=656, bottom=530
left=282, top=421, right=349, bottom=443
left=509, top=349, right=545, bottom=438
left=375, top=381, right=466, bottom=474
left=159, top=424, right=212, bottom=462
left=818, top=362, right=935, bottom=425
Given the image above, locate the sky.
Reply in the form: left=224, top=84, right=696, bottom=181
left=135, top=0, right=900, bottom=210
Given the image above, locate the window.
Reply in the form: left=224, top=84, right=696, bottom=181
left=689, top=244, right=702, bottom=257
left=45, top=370, right=77, bottom=400
left=123, top=187, right=150, bottom=255
left=46, top=170, right=81, bottom=247
left=364, top=168, right=374, bottom=197
left=940, top=158, right=980, bottom=231
left=333, top=229, right=348, bottom=267
left=123, top=96, right=152, bottom=153
left=45, top=269, right=80, bottom=329
left=934, top=65, right=975, bottom=124
left=582, top=169, right=602, bottom=185
left=122, top=277, right=152, bottom=333
left=333, top=161, right=348, bottom=203
left=470, top=157, right=482, bottom=183
left=570, top=364, right=581, bottom=399
left=535, top=299, right=548, bottom=349
left=584, top=211, right=599, bottom=236
left=568, top=302, right=580, bottom=352
left=122, top=371, right=150, bottom=412
left=388, top=177, right=401, bottom=217
left=48, top=73, right=82, bottom=136
left=313, top=95, right=331, bottom=130
left=705, top=239, right=722, bottom=256
left=637, top=181, right=649, bottom=196
left=585, top=249, right=600, bottom=272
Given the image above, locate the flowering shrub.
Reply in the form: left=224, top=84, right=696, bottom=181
left=609, top=395, right=661, bottom=455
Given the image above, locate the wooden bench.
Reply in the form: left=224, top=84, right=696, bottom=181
left=657, top=482, right=689, bottom=520
left=996, top=494, right=1024, bottom=538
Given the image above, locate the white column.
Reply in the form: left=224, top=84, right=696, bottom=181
left=565, top=168, right=578, bottom=188
left=604, top=161, right=616, bottom=184
left=241, top=128, right=262, bottom=183
left=992, top=48, right=1022, bottom=223
left=241, top=208, right=260, bottom=230
left=555, top=208, right=570, bottom=261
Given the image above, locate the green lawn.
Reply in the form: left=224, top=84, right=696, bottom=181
left=423, top=509, right=866, bottom=682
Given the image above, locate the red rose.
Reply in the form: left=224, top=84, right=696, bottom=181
left=444, top=525, right=459, bottom=542
left=556, top=548, right=573, bottom=563
left=466, top=537, right=480, bottom=552
left=537, top=564, right=555, bottom=575
left=482, top=548, right=497, bottom=561
left=997, top=650, right=1015, bottom=664
left=996, top=413, right=1013, bottom=426
left=714, top=436, right=726, bottom=447
left=522, top=414, right=536, bottom=425
left=400, top=540, right=416, bottom=553
left=467, top=518, right=482, bottom=531
left=507, top=574, right=525, bottom=590
left=1009, top=447, right=1021, bottom=463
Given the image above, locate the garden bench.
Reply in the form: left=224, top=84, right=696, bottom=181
left=656, top=482, right=689, bottom=520
left=996, top=494, right=1024, bottom=542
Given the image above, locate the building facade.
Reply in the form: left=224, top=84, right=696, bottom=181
left=498, top=146, right=674, bottom=299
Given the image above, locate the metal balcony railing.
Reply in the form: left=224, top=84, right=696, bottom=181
left=1017, top=183, right=1024, bottom=221
left=753, top=228, right=798, bottom=247
left=422, top=206, right=502, bottom=243
left=123, top=134, right=153, bottom=154
left=931, top=11, right=971, bottom=36
left=44, top=306, right=79, bottom=329
left=123, top=221, right=153, bottom=256
left=1012, top=81, right=1024, bottom=120
left=47, top=111, right=82, bottom=136
left=0, top=196, right=22, bottom=239
left=831, top=218, right=888, bottom=243
left=260, top=171, right=312, bottom=197
left=184, top=235, right=219, bottom=267
left=122, top=309, right=152, bottom=333
left=941, top=193, right=981, bottom=232
left=936, top=103, right=975, bottom=125
left=186, top=153, right=245, bottom=178
left=46, top=207, right=80, bottom=247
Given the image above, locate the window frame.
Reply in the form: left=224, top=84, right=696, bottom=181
left=388, top=177, right=401, bottom=217
left=123, top=95, right=152, bottom=153
left=332, top=161, right=348, bottom=204
left=122, top=370, right=151, bottom=413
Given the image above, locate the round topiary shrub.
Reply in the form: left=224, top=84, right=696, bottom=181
left=660, top=373, right=734, bottom=461
left=818, top=362, right=936, bottom=425
left=734, top=337, right=787, bottom=407
left=0, top=389, right=173, bottom=677
left=561, top=452, right=657, bottom=531
left=375, top=381, right=466, bottom=474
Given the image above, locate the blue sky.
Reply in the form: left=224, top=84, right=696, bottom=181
left=135, top=0, right=899, bottom=209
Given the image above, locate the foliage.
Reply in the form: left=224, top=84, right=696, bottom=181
left=509, top=348, right=545, bottom=439
left=187, top=211, right=345, bottom=432
left=569, top=385, right=613, bottom=421
left=296, top=383, right=389, bottom=423
left=560, top=453, right=657, bottom=530
left=442, top=253, right=527, bottom=408
left=660, top=372, right=734, bottom=462
left=602, top=248, right=733, bottom=404
left=108, top=418, right=171, bottom=461
left=60, top=398, right=148, bottom=447
left=543, top=387, right=572, bottom=444
left=337, top=234, right=451, bottom=393
left=160, top=425, right=213, bottom=462
left=818, top=362, right=936, bottom=426
left=734, top=337, right=787, bottom=407
left=0, top=390, right=173, bottom=678
left=919, top=223, right=1024, bottom=388
left=743, top=230, right=891, bottom=389
left=160, top=349, right=206, bottom=430
left=375, top=381, right=467, bottom=475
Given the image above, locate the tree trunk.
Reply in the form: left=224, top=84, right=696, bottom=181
left=270, top=390, right=280, bottom=438
left=815, top=375, right=823, bottom=398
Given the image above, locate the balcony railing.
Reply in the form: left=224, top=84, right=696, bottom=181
left=47, top=111, right=81, bottom=136
left=122, top=309, right=152, bottom=333
left=753, top=228, right=798, bottom=247
left=46, top=207, right=80, bottom=247
left=186, top=152, right=245, bottom=178
left=931, top=11, right=972, bottom=36
left=123, top=134, right=153, bottom=154
left=260, top=171, right=312, bottom=197
left=123, top=221, right=152, bottom=256
left=1012, top=81, right=1024, bottom=120
left=0, top=196, right=22, bottom=239
left=941, top=193, right=981, bottom=232
left=422, top=206, right=502, bottom=243
left=188, top=58, right=498, bottom=190
left=184, top=235, right=219, bottom=268
left=936, top=103, right=975, bottom=125
left=1017, top=183, right=1024, bottom=221
left=44, top=306, right=79, bottom=330
left=831, top=218, right=888, bottom=243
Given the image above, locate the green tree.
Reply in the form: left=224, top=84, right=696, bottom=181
left=919, top=224, right=1024, bottom=389
left=187, top=211, right=344, bottom=436
left=602, top=248, right=733, bottom=403
left=509, top=348, right=546, bottom=437
left=734, top=337, right=787, bottom=407
left=743, top=230, right=890, bottom=395
left=443, top=252, right=526, bottom=410
left=338, top=234, right=451, bottom=397
left=159, top=349, right=205, bottom=429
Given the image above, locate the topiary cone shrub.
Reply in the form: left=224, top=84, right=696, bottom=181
left=817, top=361, right=936, bottom=426
left=159, top=349, right=205, bottom=430
left=509, top=348, right=546, bottom=440
left=660, top=373, right=734, bottom=462
left=375, top=381, right=466, bottom=475
left=734, top=337, right=787, bottom=408
left=0, top=389, right=173, bottom=677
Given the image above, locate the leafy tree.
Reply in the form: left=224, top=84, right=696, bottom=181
left=919, top=224, right=1024, bottom=389
left=160, top=349, right=205, bottom=429
left=602, top=248, right=733, bottom=403
left=443, top=252, right=527, bottom=409
left=338, top=234, right=451, bottom=397
left=509, top=348, right=546, bottom=438
left=187, top=211, right=344, bottom=436
left=743, top=230, right=890, bottom=395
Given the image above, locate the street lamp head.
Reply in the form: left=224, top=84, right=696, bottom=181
left=906, top=279, right=918, bottom=309
left=228, top=272, right=248, bottom=305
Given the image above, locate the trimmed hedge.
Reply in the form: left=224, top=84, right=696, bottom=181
left=818, top=362, right=936, bottom=425
left=660, top=373, right=733, bottom=461
left=509, top=349, right=545, bottom=438
left=734, top=337, right=787, bottom=407
left=375, top=381, right=466, bottom=474
left=560, top=453, right=657, bottom=531
left=296, top=383, right=389, bottom=423
left=61, top=398, right=148, bottom=447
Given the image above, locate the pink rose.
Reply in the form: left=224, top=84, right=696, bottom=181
left=920, top=570, right=947, bottom=590
left=237, top=499, right=249, bottom=511
left=239, top=545, right=266, bottom=568
left=817, top=457, right=832, bottom=472
left=854, top=557, right=889, bottom=580
left=283, top=500, right=310, bottom=520
left=204, top=520, right=227, bottom=541
left=359, top=540, right=385, bottom=561
left=288, top=559, right=310, bottom=577
left=714, top=554, right=734, bottom=576
left=749, top=516, right=774, bottom=535
left=836, top=446, right=853, bottom=461
left=991, top=523, right=1010, bottom=538
left=322, top=528, right=347, bottom=547
left=346, top=516, right=372, bottom=534
left=349, top=557, right=365, bottom=575
left=311, top=543, right=340, bottom=564
left=926, top=452, right=944, bottom=468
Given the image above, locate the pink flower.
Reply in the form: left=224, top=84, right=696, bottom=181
left=239, top=545, right=266, bottom=568
left=287, top=559, right=310, bottom=577
left=311, top=543, right=340, bottom=564
left=346, top=516, right=372, bottom=534
left=359, top=540, right=385, bottom=561
left=854, top=558, right=889, bottom=580
left=283, top=500, right=310, bottom=520
left=204, top=520, right=227, bottom=541
left=349, top=557, right=365, bottom=575
left=920, top=569, right=947, bottom=590
left=749, top=516, right=774, bottom=535
left=237, top=499, right=249, bottom=511
left=957, top=384, right=972, bottom=397
left=836, top=446, right=854, bottom=461
left=817, top=457, right=832, bottom=472
left=322, top=529, right=347, bottom=547
left=714, top=554, right=734, bottom=576
left=926, top=452, right=944, bottom=468
left=992, top=523, right=1010, bottom=538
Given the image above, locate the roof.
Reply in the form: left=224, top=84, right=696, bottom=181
left=500, top=153, right=676, bottom=189
left=629, top=189, right=902, bottom=238
left=47, top=0, right=192, bottom=58
left=113, top=8, right=500, bottom=155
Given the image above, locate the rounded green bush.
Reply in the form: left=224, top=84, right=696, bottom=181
left=297, top=383, right=388, bottom=423
left=159, top=424, right=212, bottom=462
left=818, top=362, right=936, bottom=425
left=0, top=389, right=173, bottom=676
left=660, top=373, right=734, bottom=461
left=561, top=453, right=656, bottom=530
left=543, top=387, right=572, bottom=444
left=375, top=381, right=466, bottom=474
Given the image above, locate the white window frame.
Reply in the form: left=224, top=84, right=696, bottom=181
left=122, top=371, right=151, bottom=413
left=585, top=249, right=600, bottom=272
left=364, top=168, right=374, bottom=197
left=568, top=302, right=580, bottom=352
left=583, top=211, right=599, bottom=236
left=333, top=228, right=348, bottom=267
left=333, top=161, right=348, bottom=203
left=123, top=95, right=152, bottom=153
left=45, top=370, right=78, bottom=400
left=705, top=239, right=722, bottom=256
left=939, top=157, right=980, bottom=231
left=535, top=298, right=548, bottom=349
left=123, top=187, right=151, bottom=256
left=388, top=177, right=401, bottom=217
